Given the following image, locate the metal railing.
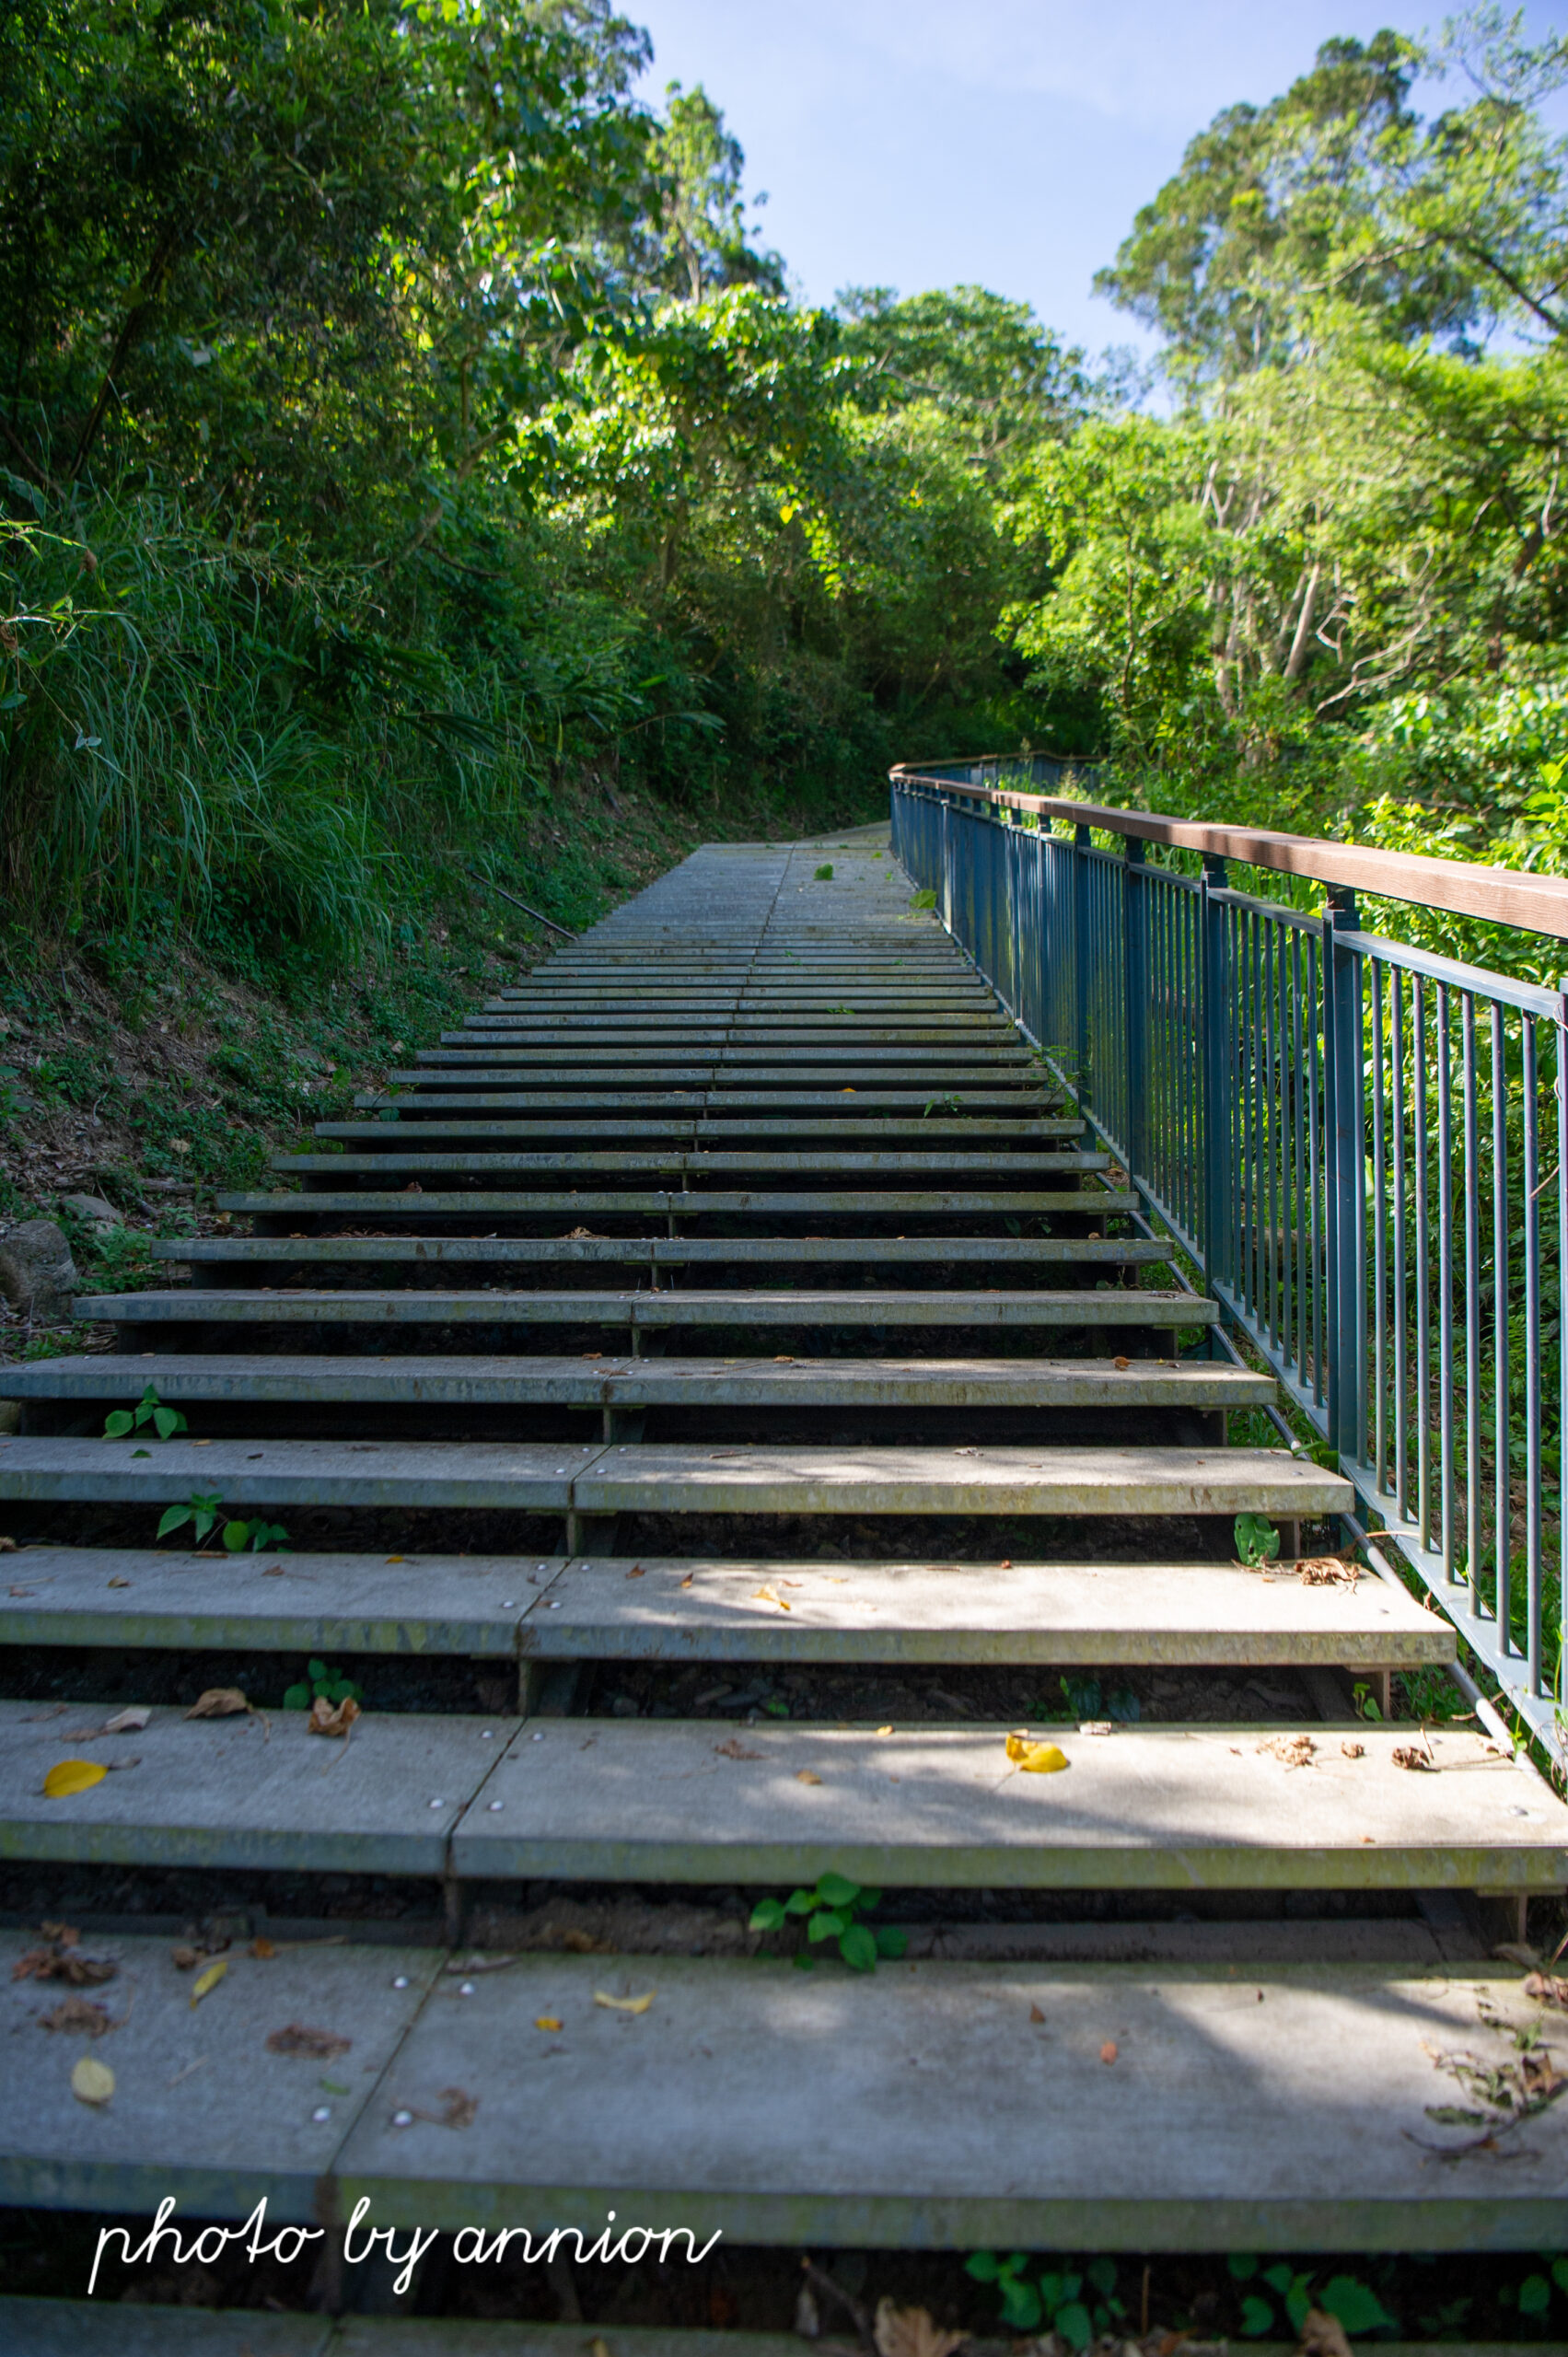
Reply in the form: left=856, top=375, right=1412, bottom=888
left=891, top=759, right=1568, bottom=1763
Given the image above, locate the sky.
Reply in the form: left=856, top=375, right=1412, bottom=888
left=626, top=0, right=1568, bottom=362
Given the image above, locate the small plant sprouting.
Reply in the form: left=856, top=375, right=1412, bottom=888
left=909, top=888, right=936, bottom=910
left=223, top=1517, right=290, bottom=1554
left=965, top=2255, right=1121, bottom=2345
left=1227, top=2258, right=1397, bottom=2340
left=1234, top=1512, right=1281, bottom=1567
left=157, top=1490, right=225, bottom=1543
left=813, top=862, right=834, bottom=880
left=284, top=1657, right=364, bottom=1712
left=1351, top=1679, right=1384, bottom=1722
left=1061, top=1673, right=1140, bottom=1724
left=105, top=1385, right=187, bottom=1443
left=923, top=1094, right=961, bottom=1117
left=749, top=1871, right=908, bottom=1972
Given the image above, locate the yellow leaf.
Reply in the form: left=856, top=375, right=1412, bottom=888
left=876, top=1724, right=894, bottom=1736
left=71, top=2055, right=115, bottom=2106
left=534, top=2014, right=563, bottom=2031
left=593, top=1990, right=654, bottom=2014
left=1017, top=1743, right=1068, bottom=1774
left=43, top=1759, right=108, bottom=1798
left=385, top=1554, right=405, bottom=1563
left=190, top=1958, right=227, bottom=2007
left=752, top=1585, right=791, bottom=1611
left=795, top=1769, right=822, bottom=1786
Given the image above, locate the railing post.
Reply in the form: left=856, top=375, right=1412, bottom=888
left=1200, top=855, right=1229, bottom=1307
left=1122, top=836, right=1146, bottom=1187
left=1074, top=821, right=1092, bottom=1113
left=1324, top=888, right=1364, bottom=1459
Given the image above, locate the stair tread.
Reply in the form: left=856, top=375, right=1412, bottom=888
left=215, top=1190, right=1142, bottom=1217
left=266, top=1150, right=1110, bottom=1175
left=0, top=1549, right=1452, bottom=1664
left=4, top=1700, right=1560, bottom=1884
left=76, top=1287, right=1212, bottom=1326
left=3, top=1930, right=1563, bottom=2238
left=161, top=1237, right=1172, bottom=1266
left=1, top=1352, right=1272, bottom=1411
left=0, top=1439, right=1348, bottom=1515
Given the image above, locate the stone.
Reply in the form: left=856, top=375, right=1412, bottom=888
left=0, top=1220, right=79, bottom=1322
left=59, top=1193, right=122, bottom=1227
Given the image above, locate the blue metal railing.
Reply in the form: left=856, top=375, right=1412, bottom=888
left=892, top=761, right=1568, bottom=1763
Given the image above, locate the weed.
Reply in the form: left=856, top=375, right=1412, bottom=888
left=909, top=888, right=937, bottom=910
left=157, top=1491, right=224, bottom=1543
left=749, top=1871, right=908, bottom=1972
left=1227, top=2257, right=1397, bottom=2339
left=965, top=2255, right=1122, bottom=2345
left=1234, top=1512, right=1280, bottom=1566
left=103, top=1385, right=186, bottom=1443
left=1061, top=1674, right=1140, bottom=1723
left=1351, top=1679, right=1385, bottom=1721
left=284, top=1657, right=364, bottom=1712
left=813, top=863, right=834, bottom=880
left=222, top=1518, right=290, bottom=1554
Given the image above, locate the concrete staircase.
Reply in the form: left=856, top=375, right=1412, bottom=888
left=2, top=834, right=1566, bottom=2263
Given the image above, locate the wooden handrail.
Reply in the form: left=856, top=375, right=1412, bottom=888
left=890, top=763, right=1568, bottom=947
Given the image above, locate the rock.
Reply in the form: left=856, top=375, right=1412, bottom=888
left=59, top=1193, right=122, bottom=1227
left=0, top=1220, right=80, bottom=1322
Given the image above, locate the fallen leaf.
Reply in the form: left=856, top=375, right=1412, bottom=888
left=250, top=1937, right=276, bottom=1959
left=1028, top=2003, right=1046, bottom=2024
left=1342, top=1740, right=1365, bottom=1759
left=1391, top=1743, right=1434, bottom=1771
left=560, top=1929, right=610, bottom=1954
left=714, top=1737, right=763, bottom=1759
left=262, top=1566, right=285, bottom=1577
left=679, top=1573, right=694, bottom=1588
left=13, top=1936, right=115, bottom=1987
left=752, top=1585, right=791, bottom=1611
left=1100, top=2039, right=1119, bottom=2064
left=1258, top=1734, right=1318, bottom=1769
left=1005, top=1732, right=1068, bottom=1773
left=308, top=1695, right=360, bottom=1738
left=1113, top=1354, right=1130, bottom=1371
left=1298, top=2310, right=1354, bottom=2357
left=625, top=1564, right=645, bottom=1579
left=40, top=1994, right=115, bottom=2037
left=535, top=2015, right=563, bottom=2031
left=184, top=1688, right=251, bottom=1719
left=873, top=2297, right=967, bottom=2357
left=1524, top=1971, right=1568, bottom=2008
left=102, top=1706, right=150, bottom=1734
left=795, top=1768, right=823, bottom=1785
left=876, top=1724, right=894, bottom=1736
left=1300, top=1557, right=1359, bottom=1586
left=266, top=2023, right=352, bottom=2058
left=998, top=1559, right=1012, bottom=1569
left=106, top=1576, right=131, bottom=1588
left=190, top=1959, right=227, bottom=2006
left=593, top=1990, right=655, bottom=2014
left=773, top=1354, right=794, bottom=1364
left=42, top=1759, right=107, bottom=1799
left=71, top=2055, right=115, bottom=2106
left=385, top=1554, right=405, bottom=1563
left=0, top=1535, right=15, bottom=1550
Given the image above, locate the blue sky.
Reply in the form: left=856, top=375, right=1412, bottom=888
left=627, top=1, right=1568, bottom=361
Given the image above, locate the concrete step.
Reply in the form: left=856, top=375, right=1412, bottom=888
left=3, top=1352, right=1272, bottom=1417
left=314, top=1117, right=1085, bottom=1143
left=4, top=1701, right=1559, bottom=1888
left=76, top=1287, right=1212, bottom=1329
left=361, top=1087, right=1058, bottom=1109
left=0, top=1549, right=1451, bottom=1668
left=406, top=1055, right=1040, bottom=1079
left=0, top=1438, right=1347, bottom=1520
left=159, top=1237, right=1177, bottom=1274
left=3, top=1930, right=1562, bottom=2242
left=264, top=1151, right=1111, bottom=1184
left=216, top=1190, right=1140, bottom=1222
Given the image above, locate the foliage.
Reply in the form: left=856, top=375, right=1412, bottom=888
left=157, top=1490, right=224, bottom=1543
left=103, top=1386, right=186, bottom=1443
left=1234, top=1513, right=1281, bottom=1566
left=284, top=1656, right=363, bottom=1712
left=748, top=1871, right=908, bottom=1972
left=964, top=2254, right=1122, bottom=2345
left=1227, top=2256, right=1398, bottom=2340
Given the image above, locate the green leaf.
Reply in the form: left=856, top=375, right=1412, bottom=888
left=1552, top=2258, right=1568, bottom=2294
left=857, top=1887, right=883, bottom=1911
left=1320, top=2278, right=1397, bottom=2337
left=1517, top=2276, right=1552, bottom=2317
left=326, top=1678, right=356, bottom=1702
left=152, top=1406, right=187, bottom=1440
left=1227, top=2255, right=1260, bottom=2282
left=1054, top=2303, right=1092, bottom=2352
left=283, top=1683, right=312, bottom=1710
left=807, top=1909, right=845, bottom=1941
left=783, top=1887, right=818, bottom=1915
left=222, top=1520, right=251, bottom=1552
left=837, top=1922, right=877, bottom=1972
left=1086, top=2258, right=1117, bottom=2298
left=815, top=1871, right=860, bottom=1909
left=1239, top=2295, right=1274, bottom=2338
left=964, top=2253, right=1002, bottom=2284
left=791, top=1949, right=815, bottom=1969
left=813, top=863, right=834, bottom=879
left=1261, top=2264, right=1295, bottom=2296
left=910, top=888, right=936, bottom=910
left=1234, top=1511, right=1280, bottom=1566
left=874, top=1926, right=908, bottom=1958
left=761, top=1697, right=789, bottom=1716
left=749, top=1898, right=786, bottom=1931
left=156, top=1504, right=192, bottom=1538
left=996, top=2282, right=1041, bottom=2330
left=308, top=1658, right=329, bottom=1681
left=104, top=1410, right=134, bottom=1438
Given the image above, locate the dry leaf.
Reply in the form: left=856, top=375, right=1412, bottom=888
left=1391, top=1743, right=1434, bottom=1771
left=185, top=1688, right=251, bottom=1719
left=71, top=2055, right=115, bottom=2107
left=0, top=1535, right=15, bottom=1550
left=266, top=2023, right=352, bottom=2058
left=42, top=1759, right=107, bottom=1798
left=873, top=2298, right=967, bottom=2357
left=308, top=1695, right=360, bottom=1738
left=752, top=1585, right=792, bottom=1611
left=876, top=1724, right=894, bottom=1736
left=1524, top=1971, right=1568, bottom=2007
left=13, top=1935, right=115, bottom=1987
left=1028, top=2003, right=1046, bottom=2024
left=40, top=1994, right=114, bottom=2037
left=102, top=1706, right=150, bottom=1734
left=1112, top=1354, right=1130, bottom=1371
left=190, top=1959, right=227, bottom=2006
left=1297, top=2309, right=1355, bottom=2357
left=436, top=2085, right=477, bottom=2128
left=250, top=1937, right=276, bottom=1959
left=625, top=1564, right=645, bottom=1579
left=1258, top=1734, right=1317, bottom=1769
left=385, top=1554, right=405, bottom=1563
left=795, top=1769, right=823, bottom=1785
left=1300, top=1557, right=1359, bottom=1586
left=773, top=1354, right=795, bottom=1364
left=1099, top=2039, right=1119, bottom=2064
left=1342, top=1740, right=1365, bottom=1759
left=106, top=1575, right=131, bottom=1589
left=714, top=1736, right=763, bottom=1759
left=535, top=2015, right=563, bottom=2031
left=1005, top=1732, right=1068, bottom=1773
left=593, top=1990, right=655, bottom=2014
left=679, top=1573, right=694, bottom=1588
